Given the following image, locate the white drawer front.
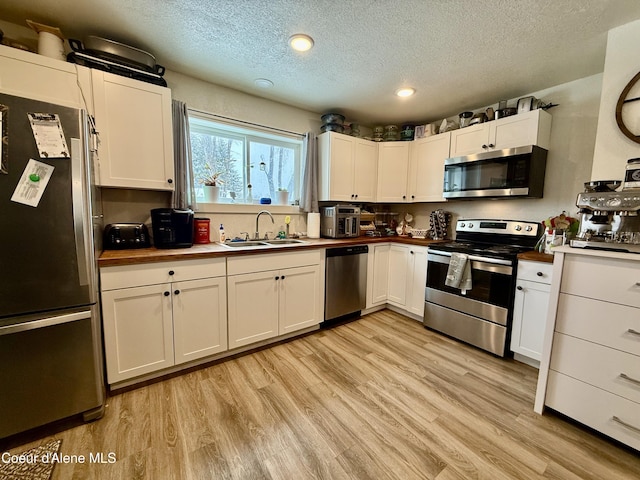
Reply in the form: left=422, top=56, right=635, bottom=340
left=556, top=294, right=640, bottom=355
left=101, top=258, right=226, bottom=290
left=517, top=260, right=553, bottom=284
left=227, top=250, right=322, bottom=276
left=546, top=371, right=640, bottom=451
left=550, top=333, right=640, bottom=404
left=560, top=254, right=640, bottom=308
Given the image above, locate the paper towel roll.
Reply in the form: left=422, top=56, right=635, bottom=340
left=38, top=31, right=65, bottom=61
left=307, top=212, right=320, bottom=239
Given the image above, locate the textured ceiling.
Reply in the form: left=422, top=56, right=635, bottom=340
left=3, top=0, right=640, bottom=125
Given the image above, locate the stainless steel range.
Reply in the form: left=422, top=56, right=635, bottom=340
left=424, top=219, right=542, bottom=356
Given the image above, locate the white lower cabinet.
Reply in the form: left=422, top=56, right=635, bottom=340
left=367, top=244, right=390, bottom=307
left=369, top=243, right=428, bottom=318
left=510, top=260, right=553, bottom=364
left=227, top=250, right=323, bottom=349
left=100, top=259, right=227, bottom=384
left=536, top=249, right=640, bottom=450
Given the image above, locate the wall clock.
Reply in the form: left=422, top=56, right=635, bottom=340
left=615, top=70, right=640, bottom=144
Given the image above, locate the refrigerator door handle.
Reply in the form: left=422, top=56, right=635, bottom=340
left=0, top=310, right=91, bottom=336
left=71, top=137, right=90, bottom=288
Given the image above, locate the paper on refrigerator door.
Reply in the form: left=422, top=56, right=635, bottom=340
left=27, top=112, right=70, bottom=158
left=10, top=159, right=54, bottom=207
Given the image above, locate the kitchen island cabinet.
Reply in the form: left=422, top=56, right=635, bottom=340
left=227, top=250, right=323, bottom=349
left=535, top=247, right=640, bottom=450
left=510, top=259, right=553, bottom=367
left=100, top=258, right=227, bottom=385
left=318, top=132, right=377, bottom=202
left=90, top=70, right=174, bottom=190
left=449, top=109, right=551, bottom=157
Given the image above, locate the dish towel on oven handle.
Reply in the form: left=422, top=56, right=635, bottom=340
left=445, top=253, right=472, bottom=294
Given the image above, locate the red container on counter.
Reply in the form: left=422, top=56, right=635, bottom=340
left=193, top=218, right=210, bottom=244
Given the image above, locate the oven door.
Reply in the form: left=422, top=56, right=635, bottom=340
left=425, top=250, right=514, bottom=326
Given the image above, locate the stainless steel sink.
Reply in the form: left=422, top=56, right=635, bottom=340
left=221, top=241, right=269, bottom=248
left=265, top=239, right=308, bottom=245
left=220, top=239, right=308, bottom=249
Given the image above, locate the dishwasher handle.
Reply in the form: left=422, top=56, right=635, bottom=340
left=326, top=245, right=369, bottom=257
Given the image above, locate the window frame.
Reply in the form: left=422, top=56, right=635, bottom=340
left=188, top=112, right=303, bottom=211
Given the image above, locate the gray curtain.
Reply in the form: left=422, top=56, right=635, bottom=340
left=171, top=99, right=197, bottom=210
left=300, top=132, right=319, bottom=213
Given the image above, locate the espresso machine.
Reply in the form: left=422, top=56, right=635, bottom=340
left=571, top=180, right=640, bottom=253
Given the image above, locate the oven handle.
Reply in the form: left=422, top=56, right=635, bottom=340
left=428, top=250, right=513, bottom=266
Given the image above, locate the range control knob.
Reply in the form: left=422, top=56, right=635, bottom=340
left=514, top=225, right=522, bottom=231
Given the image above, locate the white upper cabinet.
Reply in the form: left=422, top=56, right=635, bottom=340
left=450, top=110, right=552, bottom=157
left=318, top=132, right=377, bottom=202
left=91, top=70, right=175, bottom=190
left=376, top=141, right=411, bottom=202
left=408, top=132, right=450, bottom=202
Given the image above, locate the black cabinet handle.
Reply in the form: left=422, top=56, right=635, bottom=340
left=488, top=143, right=495, bottom=148
left=174, top=289, right=180, bottom=295
left=281, top=275, right=286, bottom=280
left=482, top=144, right=488, bottom=149
left=275, top=276, right=280, bottom=280
left=351, top=194, right=355, bottom=198
left=355, top=194, right=358, bottom=198
left=402, top=195, right=406, bottom=199
left=410, top=251, right=414, bottom=254
left=168, top=270, right=175, bottom=276
left=537, top=272, right=544, bottom=276
left=167, top=179, right=173, bottom=184
left=517, top=286, right=523, bottom=290
left=411, top=195, right=415, bottom=199
left=164, top=291, right=170, bottom=296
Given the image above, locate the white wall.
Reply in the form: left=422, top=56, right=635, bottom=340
left=406, top=74, right=603, bottom=233
left=592, top=18, right=640, bottom=181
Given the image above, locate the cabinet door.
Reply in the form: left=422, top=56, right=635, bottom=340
left=368, top=244, right=390, bottom=307
left=353, top=139, right=378, bottom=202
left=406, top=246, right=428, bottom=316
left=279, top=265, right=322, bottom=334
left=492, top=111, right=541, bottom=150
left=377, top=142, right=410, bottom=202
left=101, top=283, right=174, bottom=383
left=0, top=46, right=84, bottom=107
left=387, top=245, right=409, bottom=306
left=409, top=133, right=450, bottom=202
left=449, top=124, right=491, bottom=157
left=227, top=271, right=279, bottom=349
left=511, top=279, right=551, bottom=361
left=92, top=70, right=174, bottom=190
left=319, top=132, right=355, bottom=201
left=173, top=277, right=228, bottom=365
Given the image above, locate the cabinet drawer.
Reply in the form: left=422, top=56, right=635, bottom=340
left=546, top=371, right=640, bottom=451
left=556, top=294, right=640, bottom=355
left=550, top=333, right=640, bottom=404
left=101, top=258, right=226, bottom=290
left=516, top=260, right=552, bottom=284
left=560, top=255, right=640, bottom=307
left=227, top=250, right=322, bottom=276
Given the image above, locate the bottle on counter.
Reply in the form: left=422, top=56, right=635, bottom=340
left=219, top=224, right=226, bottom=243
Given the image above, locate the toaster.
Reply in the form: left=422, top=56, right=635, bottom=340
left=103, top=223, right=150, bottom=250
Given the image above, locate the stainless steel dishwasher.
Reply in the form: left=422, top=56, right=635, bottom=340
left=324, top=245, right=368, bottom=322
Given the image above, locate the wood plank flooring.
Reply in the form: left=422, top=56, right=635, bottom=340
left=3, top=310, right=640, bottom=479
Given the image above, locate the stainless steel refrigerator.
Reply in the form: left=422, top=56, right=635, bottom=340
left=0, top=92, right=104, bottom=439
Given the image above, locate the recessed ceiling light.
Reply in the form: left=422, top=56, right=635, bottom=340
left=289, top=34, right=314, bottom=52
left=254, top=78, right=274, bottom=88
left=396, top=87, right=416, bottom=97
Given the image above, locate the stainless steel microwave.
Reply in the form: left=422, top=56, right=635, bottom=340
left=443, top=145, right=547, bottom=199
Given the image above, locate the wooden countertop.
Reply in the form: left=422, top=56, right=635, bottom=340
left=517, top=251, right=554, bottom=263
left=98, top=236, right=446, bottom=267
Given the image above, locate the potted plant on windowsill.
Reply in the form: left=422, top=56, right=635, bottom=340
left=276, top=188, right=289, bottom=205
left=199, top=166, right=223, bottom=203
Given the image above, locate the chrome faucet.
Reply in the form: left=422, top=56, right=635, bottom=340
left=254, top=210, right=274, bottom=240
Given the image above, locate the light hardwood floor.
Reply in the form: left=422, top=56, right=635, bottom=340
left=4, top=310, right=640, bottom=479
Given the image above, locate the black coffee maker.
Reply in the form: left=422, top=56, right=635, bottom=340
left=150, top=208, right=194, bottom=248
